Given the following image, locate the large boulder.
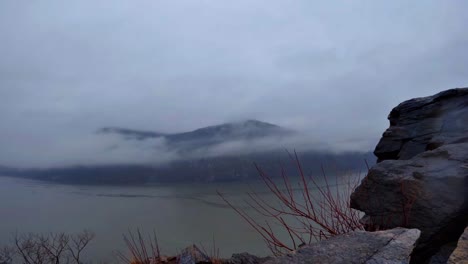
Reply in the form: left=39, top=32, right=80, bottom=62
left=351, top=88, right=468, bottom=263
left=351, top=143, right=468, bottom=262
left=374, top=88, right=468, bottom=162
left=263, top=228, right=420, bottom=264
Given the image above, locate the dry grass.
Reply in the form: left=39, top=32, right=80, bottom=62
left=117, top=229, right=223, bottom=264
left=198, top=235, right=222, bottom=264
left=116, top=229, right=166, bottom=264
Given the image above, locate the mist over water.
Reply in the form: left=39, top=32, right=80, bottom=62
left=0, top=172, right=361, bottom=262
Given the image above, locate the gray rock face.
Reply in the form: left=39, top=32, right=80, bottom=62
left=352, top=143, right=468, bottom=232
left=263, top=228, right=420, bottom=264
left=374, top=88, right=468, bottom=162
left=178, top=245, right=211, bottom=264
left=351, top=88, right=468, bottom=263
left=448, top=226, right=468, bottom=264
left=226, top=253, right=273, bottom=264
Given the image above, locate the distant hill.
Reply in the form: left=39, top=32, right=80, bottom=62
left=0, top=120, right=375, bottom=184
left=99, top=120, right=294, bottom=149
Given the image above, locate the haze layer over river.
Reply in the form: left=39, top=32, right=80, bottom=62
left=0, top=173, right=360, bottom=262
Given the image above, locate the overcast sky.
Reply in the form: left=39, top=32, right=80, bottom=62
left=1, top=1, right=467, bottom=167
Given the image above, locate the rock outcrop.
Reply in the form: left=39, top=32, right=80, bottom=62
left=172, top=229, right=419, bottom=264
left=225, top=253, right=273, bottom=264
left=351, top=87, right=468, bottom=263
left=448, top=226, right=468, bottom=264
left=374, top=88, right=468, bottom=162
left=178, top=245, right=212, bottom=264
left=263, top=228, right=420, bottom=264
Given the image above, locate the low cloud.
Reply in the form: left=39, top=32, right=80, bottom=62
left=0, top=127, right=376, bottom=169
left=0, top=133, right=178, bottom=168
left=0, top=1, right=467, bottom=168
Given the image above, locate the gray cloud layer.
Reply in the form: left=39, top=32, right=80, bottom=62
left=1, top=1, right=468, bottom=167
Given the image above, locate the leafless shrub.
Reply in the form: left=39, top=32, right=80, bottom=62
left=0, top=245, right=14, bottom=264
left=14, top=233, right=50, bottom=264
left=68, top=230, right=95, bottom=264
left=218, top=151, right=366, bottom=256
left=13, top=230, right=94, bottom=264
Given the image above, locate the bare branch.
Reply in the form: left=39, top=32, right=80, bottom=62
left=219, top=152, right=367, bottom=255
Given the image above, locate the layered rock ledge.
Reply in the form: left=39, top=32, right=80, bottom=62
left=262, top=228, right=420, bottom=264
left=351, top=87, right=468, bottom=263
left=175, top=228, right=420, bottom=264
left=374, top=88, right=468, bottom=162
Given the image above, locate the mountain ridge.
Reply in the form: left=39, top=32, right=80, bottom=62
left=99, top=119, right=294, bottom=143
left=0, top=119, right=376, bottom=184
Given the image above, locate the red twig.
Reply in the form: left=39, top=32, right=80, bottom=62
left=218, top=151, right=366, bottom=255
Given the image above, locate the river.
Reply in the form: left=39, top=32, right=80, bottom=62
left=0, top=173, right=360, bottom=263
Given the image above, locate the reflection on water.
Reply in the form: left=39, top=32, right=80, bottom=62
left=0, top=174, right=360, bottom=262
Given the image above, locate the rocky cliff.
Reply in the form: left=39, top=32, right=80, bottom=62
left=351, top=87, right=468, bottom=263
left=172, top=228, right=420, bottom=264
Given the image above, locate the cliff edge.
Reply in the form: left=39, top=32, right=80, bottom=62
left=351, top=87, right=468, bottom=263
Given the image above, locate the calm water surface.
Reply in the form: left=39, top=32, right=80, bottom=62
left=0, top=176, right=283, bottom=262
left=0, top=174, right=359, bottom=262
